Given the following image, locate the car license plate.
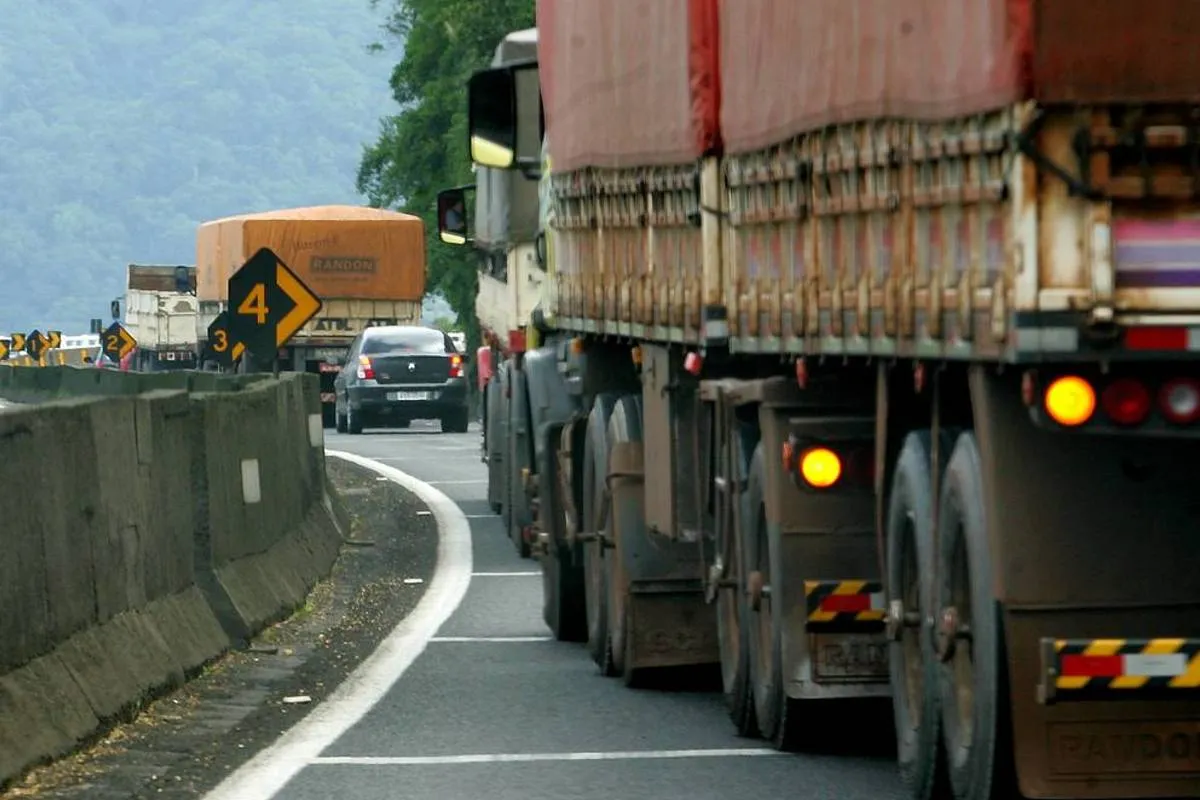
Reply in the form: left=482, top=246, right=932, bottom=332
left=387, top=391, right=428, bottom=401
left=811, top=633, right=889, bottom=683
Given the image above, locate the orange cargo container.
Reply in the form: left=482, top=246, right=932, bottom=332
left=195, top=205, right=426, bottom=303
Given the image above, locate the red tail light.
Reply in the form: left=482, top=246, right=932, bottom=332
left=1159, top=378, right=1200, bottom=424
left=1100, top=378, right=1151, bottom=426
left=449, top=354, right=464, bottom=378
left=356, top=355, right=375, bottom=380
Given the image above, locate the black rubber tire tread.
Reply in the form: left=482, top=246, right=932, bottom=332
left=606, top=394, right=644, bottom=687
left=717, top=424, right=757, bottom=737
left=540, top=422, right=587, bottom=642
left=582, top=393, right=619, bottom=673
left=507, top=369, right=532, bottom=558
left=886, top=429, right=955, bottom=800
left=441, top=406, right=470, bottom=434
left=936, top=432, right=1014, bottom=800
left=745, top=444, right=783, bottom=741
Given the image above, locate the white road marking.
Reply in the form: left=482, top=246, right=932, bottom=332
left=202, top=449, right=473, bottom=800
left=430, top=636, right=552, bottom=643
left=310, top=748, right=782, bottom=766
left=471, top=571, right=539, bottom=577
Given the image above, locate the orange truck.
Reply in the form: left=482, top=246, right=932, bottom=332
left=447, top=1, right=1200, bottom=799
left=195, top=205, right=426, bottom=424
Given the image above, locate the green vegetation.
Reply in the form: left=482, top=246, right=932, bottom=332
left=357, top=0, right=535, bottom=350
left=0, top=1, right=395, bottom=332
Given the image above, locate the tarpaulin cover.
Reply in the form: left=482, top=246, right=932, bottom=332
left=536, top=0, right=720, bottom=171
left=719, top=0, right=1200, bottom=155
left=195, top=205, right=426, bottom=303
left=538, top=0, right=1200, bottom=163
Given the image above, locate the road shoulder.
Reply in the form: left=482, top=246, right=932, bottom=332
left=2, top=456, right=439, bottom=800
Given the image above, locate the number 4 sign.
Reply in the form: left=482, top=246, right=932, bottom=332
left=226, top=247, right=322, bottom=361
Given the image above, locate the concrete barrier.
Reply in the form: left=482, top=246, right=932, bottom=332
left=0, top=367, right=344, bottom=786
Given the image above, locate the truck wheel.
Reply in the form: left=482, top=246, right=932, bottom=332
left=583, top=394, right=618, bottom=674
left=508, top=370, right=533, bottom=558
left=745, top=443, right=801, bottom=750
left=540, top=424, right=587, bottom=642
left=486, top=376, right=505, bottom=516
left=322, top=404, right=336, bottom=429
left=717, top=427, right=757, bottom=737
left=605, top=394, right=643, bottom=684
left=936, top=433, right=1012, bottom=800
left=886, top=430, right=952, bottom=800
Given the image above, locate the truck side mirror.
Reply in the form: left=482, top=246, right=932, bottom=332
left=468, top=67, right=519, bottom=169
left=467, top=61, right=542, bottom=175
left=436, top=186, right=474, bottom=246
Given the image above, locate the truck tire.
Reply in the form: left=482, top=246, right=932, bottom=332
left=886, top=430, right=953, bottom=800
left=745, top=442, right=802, bottom=750
left=539, top=430, right=587, bottom=642
left=346, top=405, right=363, bottom=435
left=485, top=376, right=504, bottom=515
left=507, top=370, right=533, bottom=558
left=718, top=425, right=757, bottom=737
left=582, top=393, right=619, bottom=674
left=936, top=432, right=1013, bottom=800
left=605, top=393, right=643, bottom=684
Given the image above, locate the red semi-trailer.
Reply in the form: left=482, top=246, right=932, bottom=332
left=444, top=2, right=1200, bottom=798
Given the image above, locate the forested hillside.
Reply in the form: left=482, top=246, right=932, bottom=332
left=358, top=0, right=535, bottom=348
left=0, top=0, right=396, bottom=332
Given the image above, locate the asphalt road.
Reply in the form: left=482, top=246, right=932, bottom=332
left=215, top=419, right=906, bottom=800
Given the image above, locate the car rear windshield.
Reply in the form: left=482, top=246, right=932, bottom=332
left=362, top=329, right=451, bottom=355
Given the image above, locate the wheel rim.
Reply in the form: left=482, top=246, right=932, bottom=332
left=900, top=513, right=924, bottom=735
left=716, top=487, right=741, bottom=699
left=752, top=503, right=774, bottom=721
left=945, top=522, right=975, bottom=769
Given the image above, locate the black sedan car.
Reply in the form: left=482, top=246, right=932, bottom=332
left=333, top=325, right=470, bottom=434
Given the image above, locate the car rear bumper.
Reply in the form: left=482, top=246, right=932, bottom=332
left=348, top=380, right=468, bottom=420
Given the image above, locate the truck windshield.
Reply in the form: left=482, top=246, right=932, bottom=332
left=362, top=329, right=451, bottom=355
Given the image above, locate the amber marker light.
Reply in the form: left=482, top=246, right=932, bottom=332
left=799, top=447, right=842, bottom=489
left=1043, top=375, right=1096, bottom=427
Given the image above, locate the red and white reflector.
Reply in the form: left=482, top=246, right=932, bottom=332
left=1061, top=652, right=1189, bottom=679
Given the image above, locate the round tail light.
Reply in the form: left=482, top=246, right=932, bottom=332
left=1159, top=378, right=1200, bottom=424
left=1100, top=378, right=1151, bottom=426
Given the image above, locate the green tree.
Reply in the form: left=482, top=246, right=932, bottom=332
left=358, top=0, right=534, bottom=352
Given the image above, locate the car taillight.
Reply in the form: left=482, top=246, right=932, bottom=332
left=356, top=355, right=375, bottom=380
left=1159, top=378, right=1200, bottom=424
left=1100, top=378, right=1151, bottom=426
left=449, top=354, right=463, bottom=378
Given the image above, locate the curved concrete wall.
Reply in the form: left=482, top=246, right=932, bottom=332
left=0, top=366, right=347, bottom=787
